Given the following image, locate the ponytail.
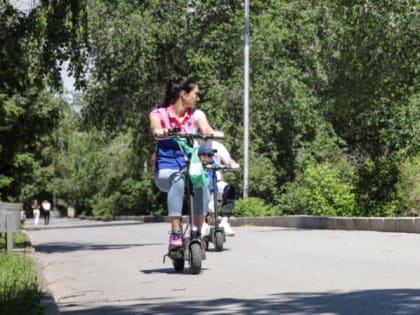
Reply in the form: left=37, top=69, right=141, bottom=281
left=161, top=76, right=197, bottom=107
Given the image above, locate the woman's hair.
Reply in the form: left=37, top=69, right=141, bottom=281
left=161, top=76, right=197, bottom=107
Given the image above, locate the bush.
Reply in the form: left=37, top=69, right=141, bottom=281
left=90, top=192, right=121, bottom=218
left=276, top=162, right=357, bottom=216
left=0, top=253, right=42, bottom=315
left=90, top=177, right=161, bottom=217
left=234, top=197, right=273, bottom=217
left=274, top=183, right=312, bottom=215
left=355, top=156, right=404, bottom=216
left=0, top=233, right=28, bottom=250
left=246, top=155, right=280, bottom=203
left=397, top=155, right=420, bottom=215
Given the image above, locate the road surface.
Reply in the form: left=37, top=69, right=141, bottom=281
left=25, top=218, right=420, bottom=314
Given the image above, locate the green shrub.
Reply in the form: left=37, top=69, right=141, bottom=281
left=246, top=155, right=279, bottom=203
left=0, top=254, right=42, bottom=315
left=0, top=233, right=28, bottom=250
left=90, top=177, right=161, bottom=217
left=355, top=156, right=404, bottom=216
left=274, top=183, right=312, bottom=215
left=276, top=162, right=356, bottom=216
left=234, top=197, right=273, bottom=217
left=90, top=192, right=121, bottom=218
left=397, top=155, right=420, bottom=215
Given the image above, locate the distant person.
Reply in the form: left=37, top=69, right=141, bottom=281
left=20, top=209, right=26, bottom=224
left=41, top=199, right=51, bottom=225
left=32, top=199, right=40, bottom=227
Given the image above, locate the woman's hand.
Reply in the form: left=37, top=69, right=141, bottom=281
left=153, top=128, right=167, bottom=138
left=229, top=162, right=240, bottom=170
left=212, top=130, right=224, bottom=138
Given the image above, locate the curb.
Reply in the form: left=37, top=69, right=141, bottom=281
left=79, top=215, right=420, bottom=234
left=228, top=215, right=420, bottom=234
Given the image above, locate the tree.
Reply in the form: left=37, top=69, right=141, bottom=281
left=320, top=0, right=420, bottom=158
left=0, top=0, right=88, bottom=200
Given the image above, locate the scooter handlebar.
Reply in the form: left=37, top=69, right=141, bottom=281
left=205, top=164, right=240, bottom=172
left=157, top=128, right=225, bottom=141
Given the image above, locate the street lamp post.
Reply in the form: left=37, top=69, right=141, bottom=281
left=243, top=0, right=249, bottom=198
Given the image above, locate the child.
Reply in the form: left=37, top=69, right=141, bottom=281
left=198, top=143, right=240, bottom=236
left=198, top=145, right=218, bottom=237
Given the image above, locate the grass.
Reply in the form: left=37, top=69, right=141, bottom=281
left=0, top=232, right=43, bottom=315
left=0, top=231, right=28, bottom=250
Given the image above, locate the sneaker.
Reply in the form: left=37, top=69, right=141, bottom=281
left=201, top=222, right=210, bottom=237
left=220, top=221, right=235, bottom=237
left=169, top=231, right=183, bottom=249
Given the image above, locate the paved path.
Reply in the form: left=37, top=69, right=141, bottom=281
left=25, top=218, right=420, bottom=314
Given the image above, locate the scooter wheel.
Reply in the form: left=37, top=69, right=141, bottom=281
left=189, top=243, right=202, bottom=274
left=173, top=258, right=185, bottom=272
left=215, top=231, right=224, bottom=252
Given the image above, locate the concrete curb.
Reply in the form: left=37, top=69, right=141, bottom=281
left=228, top=215, right=420, bottom=234
left=79, top=215, right=420, bottom=234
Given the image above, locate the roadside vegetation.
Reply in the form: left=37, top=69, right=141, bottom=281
left=1, top=1, right=419, bottom=219
left=0, top=233, right=42, bottom=315
left=0, top=2, right=418, bottom=310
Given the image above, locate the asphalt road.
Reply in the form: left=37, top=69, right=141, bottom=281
left=25, top=218, right=420, bottom=314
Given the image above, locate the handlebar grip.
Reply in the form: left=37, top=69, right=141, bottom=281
left=167, top=127, right=181, bottom=135
left=205, top=164, right=239, bottom=171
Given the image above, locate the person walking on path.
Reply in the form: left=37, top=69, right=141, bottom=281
left=41, top=199, right=51, bottom=225
left=32, top=199, right=41, bottom=227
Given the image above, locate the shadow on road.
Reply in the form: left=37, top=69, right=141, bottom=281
left=25, top=221, right=144, bottom=231
left=58, top=289, right=420, bottom=314
left=141, top=267, right=210, bottom=275
left=34, top=242, right=162, bottom=253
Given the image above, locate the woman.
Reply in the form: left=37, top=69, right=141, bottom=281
left=149, top=76, right=223, bottom=249
left=32, top=199, right=40, bottom=227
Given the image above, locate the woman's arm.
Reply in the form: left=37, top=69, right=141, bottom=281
left=196, top=110, right=224, bottom=137
left=149, top=113, right=166, bottom=138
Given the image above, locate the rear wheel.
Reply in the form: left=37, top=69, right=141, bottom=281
left=215, top=231, right=224, bottom=252
left=189, top=243, right=202, bottom=274
left=173, top=258, right=185, bottom=272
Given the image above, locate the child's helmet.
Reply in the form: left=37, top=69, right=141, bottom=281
left=198, top=145, right=217, bottom=156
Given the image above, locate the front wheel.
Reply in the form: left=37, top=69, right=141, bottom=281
left=189, top=243, right=202, bottom=274
left=215, top=231, right=224, bottom=252
left=173, top=258, right=185, bottom=272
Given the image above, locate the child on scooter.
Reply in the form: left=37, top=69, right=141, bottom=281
left=149, top=76, right=223, bottom=250
left=198, top=142, right=240, bottom=236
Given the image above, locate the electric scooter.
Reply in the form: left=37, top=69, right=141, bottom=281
left=203, top=165, right=235, bottom=252
left=161, top=129, right=223, bottom=274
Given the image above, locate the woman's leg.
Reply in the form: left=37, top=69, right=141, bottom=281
left=193, top=186, right=209, bottom=232
left=155, top=169, right=185, bottom=231
left=34, top=210, right=39, bottom=226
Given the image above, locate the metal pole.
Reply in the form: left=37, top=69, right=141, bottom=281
left=243, top=0, right=249, bottom=198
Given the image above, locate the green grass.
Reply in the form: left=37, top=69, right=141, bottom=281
left=0, top=233, right=43, bottom=315
left=0, top=232, right=28, bottom=250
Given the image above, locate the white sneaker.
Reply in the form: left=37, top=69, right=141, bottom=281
left=201, top=222, right=210, bottom=237
left=220, top=221, right=235, bottom=237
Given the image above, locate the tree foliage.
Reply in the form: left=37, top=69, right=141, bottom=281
left=1, top=0, right=419, bottom=217
left=0, top=0, right=88, bottom=200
